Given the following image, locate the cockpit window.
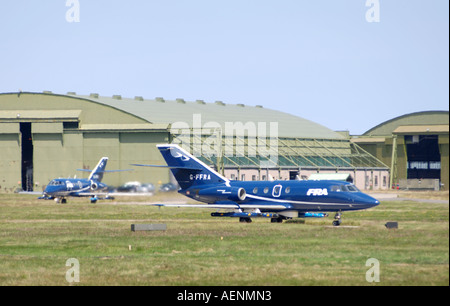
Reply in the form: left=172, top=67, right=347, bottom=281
left=49, top=180, right=64, bottom=186
left=346, top=185, right=359, bottom=192
left=342, top=184, right=359, bottom=192
left=331, top=184, right=359, bottom=192
left=331, top=185, right=341, bottom=192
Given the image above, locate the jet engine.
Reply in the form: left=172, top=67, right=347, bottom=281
left=197, top=186, right=246, bottom=202
left=90, top=180, right=98, bottom=191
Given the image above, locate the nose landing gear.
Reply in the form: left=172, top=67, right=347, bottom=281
left=332, top=212, right=342, bottom=226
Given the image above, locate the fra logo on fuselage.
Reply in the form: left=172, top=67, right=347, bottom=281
left=307, top=188, right=328, bottom=196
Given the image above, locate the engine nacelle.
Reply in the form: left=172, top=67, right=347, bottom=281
left=197, top=186, right=246, bottom=202
left=90, top=180, right=98, bottom=191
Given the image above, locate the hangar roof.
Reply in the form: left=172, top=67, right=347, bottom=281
left=0, top=92, right=388, bottom=169
left=363, top=111, right=449, bottom=136
left=393, top=124, right=449, bottom=135
left=70, top=94, right=344, bottom=140
left=1, top=110, right=81, bottom=121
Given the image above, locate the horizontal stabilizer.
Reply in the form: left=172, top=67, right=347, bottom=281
left=130, top=164, right=203, bottom=171
left=77, top=169, right=133, bottom=173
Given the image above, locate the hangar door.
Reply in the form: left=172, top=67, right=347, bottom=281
left=406, top=135, right=441, bottom=180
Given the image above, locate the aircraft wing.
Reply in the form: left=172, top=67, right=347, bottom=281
left=140, top=203, right=289, bottom=210
left=70, top=191, right=111, bottom=197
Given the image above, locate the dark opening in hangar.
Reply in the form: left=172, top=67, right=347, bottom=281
left=406, top=135, right=441, bottom=180
left=20, top=123, right=33, bottom=191
left=289, top=171, right=299, bottom=180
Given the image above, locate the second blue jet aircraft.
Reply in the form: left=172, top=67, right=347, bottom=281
left=41, top=157, right=130, bottom=204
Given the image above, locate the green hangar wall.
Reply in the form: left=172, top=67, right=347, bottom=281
left=0, top=92, right=169, bottom=192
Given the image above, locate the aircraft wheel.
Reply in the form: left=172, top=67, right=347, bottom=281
left=239, top=217, right=252, bottom=223
left=271, top=217, right=283, bottom=223
left=333, top=212, right=342, bottom=226
left=61, top=198, right=67, bottom=204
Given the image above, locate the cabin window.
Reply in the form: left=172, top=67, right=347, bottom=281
left=263, top=187, right=269, bottom=194
left=253, top=187, right=258, bottom=194
left=272, top=185, right=282, bottom=197
left=285, top=187, right=291, bottom=194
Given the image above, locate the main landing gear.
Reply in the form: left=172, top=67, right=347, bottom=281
left=270, top=216, right=284, bottom=223
left=332, top=212, right=342, bottom=226
left=240, top=216, right=285, bottom=223
left=55, top=197, right=67, bottom=204
left=239, top=217, right=252, bottom=223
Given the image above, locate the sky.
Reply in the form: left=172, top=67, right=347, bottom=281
left=0, top=0, right=448, bottom=135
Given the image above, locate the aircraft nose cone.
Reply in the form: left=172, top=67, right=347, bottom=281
left=44, top=185, right=57, bottom=195
left=355, top=193, right=380, bottom=208
left=365, top=195, right=380, bottom=208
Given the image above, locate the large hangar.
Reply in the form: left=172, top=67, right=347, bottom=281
left=0, top=91, right=388, bottom=193
left=352, top=111, right=449, bottom=191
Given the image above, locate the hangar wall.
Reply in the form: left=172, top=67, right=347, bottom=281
left=352, top=111, right=449, bottom=191
left=439, top=134, right=449, bottom=190
left=0, top=123, right=20, bottom=191
left=0, top=93, right=170, bottom=192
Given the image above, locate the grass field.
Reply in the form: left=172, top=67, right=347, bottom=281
left=0, top=193, right=448, bottom=286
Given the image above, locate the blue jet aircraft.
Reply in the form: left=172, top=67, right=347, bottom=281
left=133, top=144, right=380, bottom=226
left=40, top=157, right=128, bottom=204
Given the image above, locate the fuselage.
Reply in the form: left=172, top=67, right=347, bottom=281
left=44, top=178, right=107, bottom=197
left=181, top=180, right=379, bottom=213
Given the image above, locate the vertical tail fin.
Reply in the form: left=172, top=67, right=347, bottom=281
left=88, top=157, right=108, bottom=182
left=157, top=144, right=229, bottom=190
